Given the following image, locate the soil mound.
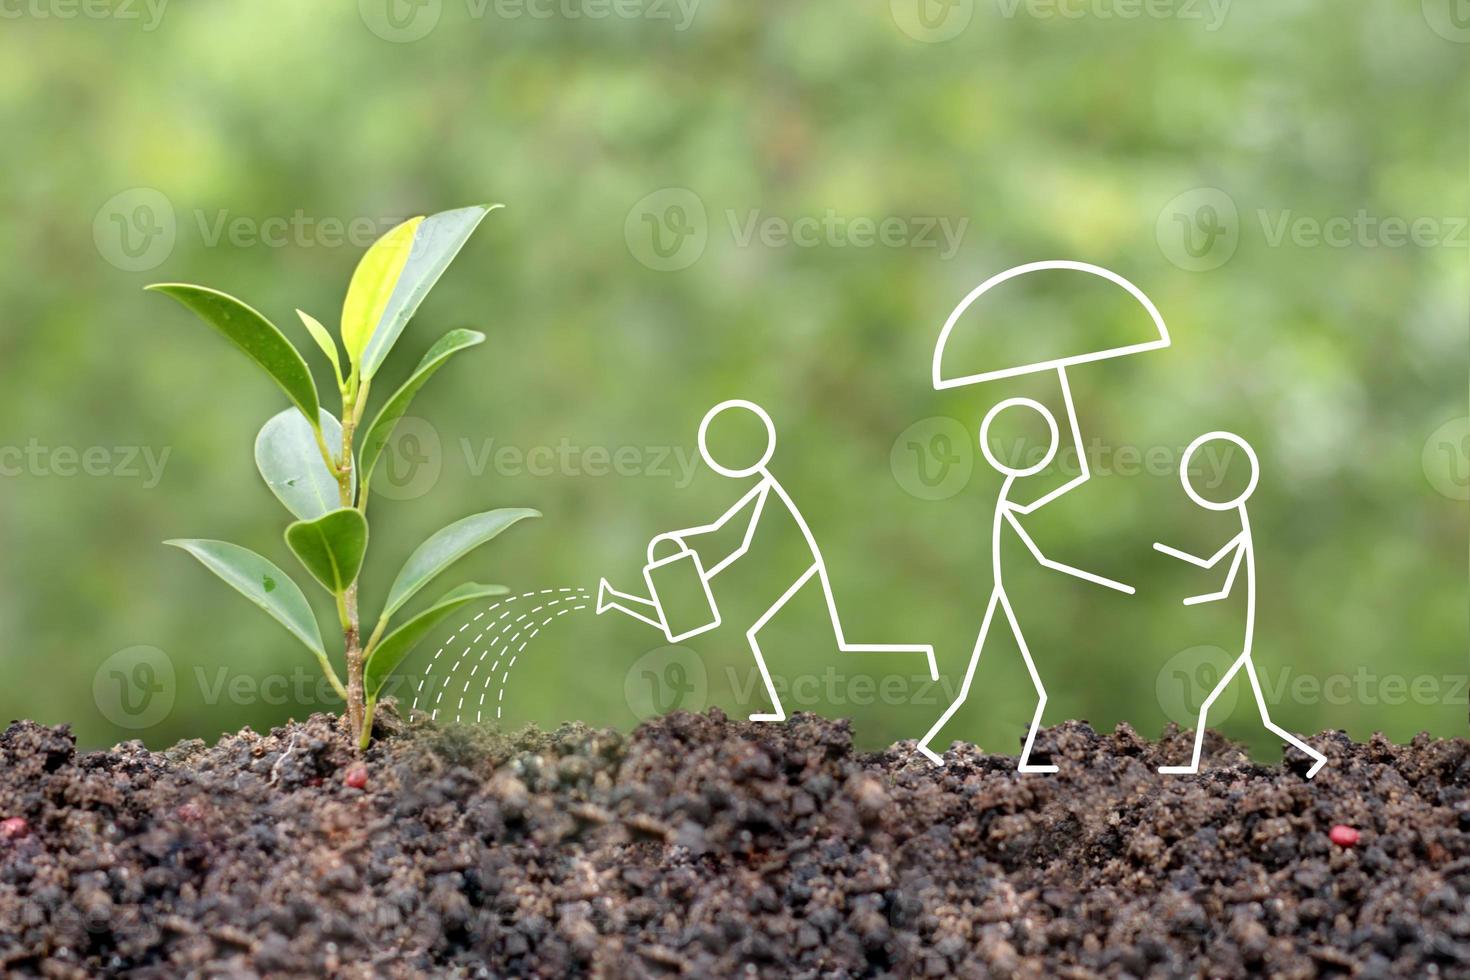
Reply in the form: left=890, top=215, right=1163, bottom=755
left=0, top=709, right=1466, bottom=977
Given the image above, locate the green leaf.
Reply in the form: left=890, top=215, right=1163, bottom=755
left=164, top=539, right=325, bottom=657
left=341, top=217, right=423, bottom=367
left=285, top=508, right=368, bottom=595
left=359, top=329, right=485, bottom=492
left=255, top=408, right=356, bottom=520
left=360, top=204, right=498, bottom=381
left=296, top=309, right=345, bottom=388
left=147, top=284, right=320, bottom=425
left=364, top=583, right=507, bottom=698
left=381, top=508, right=538, bottom=624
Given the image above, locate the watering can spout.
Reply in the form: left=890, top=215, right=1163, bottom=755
left=596, top=578, right=664, bottom=631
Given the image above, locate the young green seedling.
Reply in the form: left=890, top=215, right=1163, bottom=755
left=149, top=205, right=538, bottom=749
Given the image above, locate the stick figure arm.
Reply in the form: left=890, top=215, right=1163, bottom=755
left=1152, top=533, right=1243, bottom=568
left=652, top=479, right=767, bottom=547
left=1181, top=540, right=1245, bottom=606
left=1013, top=367, right=1089, bottom=516
left=703, top=482, right=772, bottom=578
left=1004, top=510, right=1136, bottom=594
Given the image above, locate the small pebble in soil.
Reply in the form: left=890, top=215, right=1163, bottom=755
left=176, top=802, right=204, bottom=822
left=343, top=764, right=369, bottom=790
left=1, top=817, right=28, bottom=839
left=1329, top=824, right=1360, bottom=847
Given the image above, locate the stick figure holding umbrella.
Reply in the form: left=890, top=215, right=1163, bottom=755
left=915, top=260, right=1170, bottom=770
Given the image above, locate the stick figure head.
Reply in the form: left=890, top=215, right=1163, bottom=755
left=1179, top=431, right=1258, bottom=511
left=698, top=399, right=776, bottom=478
left=979, top=397, right=1059, bottom=477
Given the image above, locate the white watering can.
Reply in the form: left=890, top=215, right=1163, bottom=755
left=596, top=536, right=721, bottom=643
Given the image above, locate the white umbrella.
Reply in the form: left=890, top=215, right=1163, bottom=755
left=932, top=260, right=1170, bottom=389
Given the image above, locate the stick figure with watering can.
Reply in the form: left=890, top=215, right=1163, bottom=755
left=598, top=399, right=939, bottom=722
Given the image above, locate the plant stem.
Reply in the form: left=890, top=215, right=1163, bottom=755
left=344, top=583, right=365, bottom=742
left=314, top=651, right=350, bottom=702
left=337, top=385, right=366, bottom=746
left=359, top=697, right=377, bottom=751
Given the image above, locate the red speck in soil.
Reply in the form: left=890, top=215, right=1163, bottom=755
left=176, top=802, right=204, bottom=822
left=344, top=765, right=369, bottom=790
left=1, top=817, right=29, bottom=839
left=1329, top=824, right=1360, bottom=847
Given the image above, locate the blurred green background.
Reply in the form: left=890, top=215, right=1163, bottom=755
left=0, top=1, right=1465, bottom=760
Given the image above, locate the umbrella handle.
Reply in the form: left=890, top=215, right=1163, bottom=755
left=1015, top=365, right=1092, bottom=515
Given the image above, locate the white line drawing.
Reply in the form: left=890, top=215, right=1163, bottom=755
left=932, top=259, right=1170, bottom=389
left=410, top=588, right=591, bottom=723
left=597, top=538, right=721, bottom=642
left=1152, top=431, right=1327, bottom=779
left=598, top=399, right=939, bottom=722
left=918, top=261, right=1167, bottom=770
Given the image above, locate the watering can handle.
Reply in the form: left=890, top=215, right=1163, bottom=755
left=647, top=534, right=688, bottom=565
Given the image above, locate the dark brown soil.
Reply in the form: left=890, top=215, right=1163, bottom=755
left=1, top=708, right=1467, bottom=978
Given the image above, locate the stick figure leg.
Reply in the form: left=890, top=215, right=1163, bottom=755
left=745, top=564, right=819, bottom=722
left=916, top=588, right=1001, bottom=765
left=1159, top=649, right=1249, bottom=774
left=1000, top=590, right=1058, bottom=773
left=1243, top=656, right=1327, bottom=778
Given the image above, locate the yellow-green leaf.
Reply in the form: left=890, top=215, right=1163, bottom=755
left=360, top=205, right=496, bottom=380
left=341, top=216, right=423, bottom=366
left=296, top=309, right=344, bottom=388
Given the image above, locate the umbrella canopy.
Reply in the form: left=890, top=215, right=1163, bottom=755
left=932, top=260, right=1171, bottom=389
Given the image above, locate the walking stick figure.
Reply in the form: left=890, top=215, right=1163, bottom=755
left=915, top=260, right=1167, bottom=768
left=915, top=383, right=1135, bottom=769
left=1153, top=431, right=1327, bottom=778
